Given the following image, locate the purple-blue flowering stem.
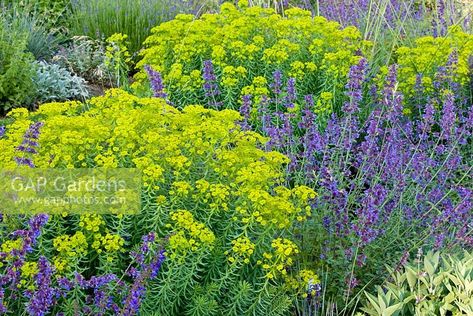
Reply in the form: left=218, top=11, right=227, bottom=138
left=202, top=60, right=222, bottom=109
left=144, top=64, right=168, bottom=99
left=239, top=95, right=252, bottom=131
left=121, top=239, right=165, bottom=316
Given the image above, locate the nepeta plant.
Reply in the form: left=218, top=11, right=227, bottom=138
left=232, top=56, right=473, bottom=308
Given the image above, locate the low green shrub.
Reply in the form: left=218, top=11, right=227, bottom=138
left=0, top=0, right=71, bottom=30
left=53, top=33, right=134, bottom=89
left=0, top=16, right=36, bottom=113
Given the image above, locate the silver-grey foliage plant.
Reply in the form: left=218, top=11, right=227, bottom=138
left=34, top=61, right=89, bottom=104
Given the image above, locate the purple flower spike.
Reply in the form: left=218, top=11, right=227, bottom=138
left=343, top=58, right=368, bottom=114
left=270, top=70, right=283, bottom=95
left=440, top=91, right=456, bottom=140
left=15, top=121, right=44, bottom=168
left=14, top=157, right=35, bottom=168
left=26, top=257, right=56, bottom=316
left=285, top=78, right=297, bottom=109
left=239, top=95, right=252, bottom=131
left=122, top=238, right=165, bottom=316
left=144, top=65, right=167, bottom=99
left=202, top=60, right=221, bottom=108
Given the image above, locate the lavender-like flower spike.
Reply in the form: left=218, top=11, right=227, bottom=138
left=144, top=65, right=167, bottom=99
left=469, top=55, right=473, bottom=94
left=343, top=58, right=368, bottom=114
left=26, top=257, right=56, bottom=316
left=384, top=64, right=398, bottom=98
left=299, top=94, right=316, bottom=130
left=285, top=78, right=297, bottom=109
left=440, top=91, right=456, bottom=140
left=393, top=251, right=410, bottom=273
left=352, top=184, right=387, bottom=246
left=419, top=99, right=436, bottom=140
left=202, top=60, right=221, bottom=108
left=0, top=126, right=5, bottom=138
left=122, top=237, right=165, bottom=316
left=270, top=70, right=283, bottom=95
left=445, top=49, right=459, bottom=73
left=15, top=122, right=44, bottom=168
left=437, top=0, right=447, bottom=36
left=434, top=50, right=459, bottom=94
left=26, top=122, right=43, bottom=139
left=14, top=157, right=35, bottom=168
left=413, top=73, right=424, bottom=110
left=239, top=95, right=252, bottom=131
left=149, top=249, right=165, bottom=279
left=9, top=214, right=49, bottom=256
left=259, top=95, right=272, bottom=137
left=28, top=214, right=49, bottom=240
left=383, top=64, right=403, bottom=121
left=0, top=289, right=6, bottom=314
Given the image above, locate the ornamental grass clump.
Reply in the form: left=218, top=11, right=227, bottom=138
left=0, top=90, right=319, bottom=315
left=300, top=0, right=472, bottom=66
left=68, top=0, right=207, bottom=56
left=133, top=2, right=369, bottom=117
left=313, top=0, right=472, bottom=36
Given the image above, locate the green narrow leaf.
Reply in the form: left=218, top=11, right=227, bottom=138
left=365, top=291, right=382, bottom=315
left=424, top=256, right=436, bottom=276
left=405, top=267, right=417, bottom=290
left=383, top=302, right=403, bottom=316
